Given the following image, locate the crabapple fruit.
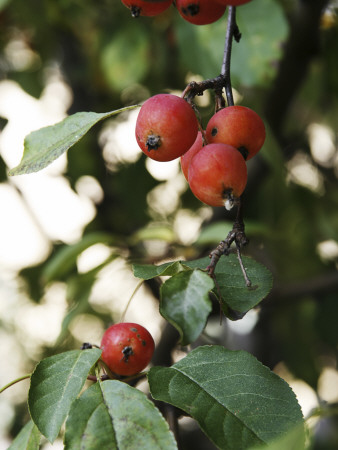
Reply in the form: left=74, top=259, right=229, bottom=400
left=100, top=322, right=155, bottom=376
left=188, top=143, right=247, bottom=209
left=135, top=94, right=199, bottom=162
left=121, top=0, right=172, bottom=18
left=206, top=106, right=265, bottom=160
left=180, top=130, right=203, bottom=181
left=175, top=0, right=226, bottom=25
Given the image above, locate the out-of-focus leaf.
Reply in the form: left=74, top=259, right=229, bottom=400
left=233, top=0, right=289, bottom=86
left=160, top=269, right=214, bottom=345
left=149, top=346, right=304, bottom=450
left=195, top=221, right=275, bottom=246
left=8, top=420, right=41, bottom=450
left=55, top=265, right=106, bottom=345
left=101, top=27, right=149, bottom=91
left=42, top=232, right=116, bottom=283
left=0, top=0, right=11, bottom=12
left=129, top=223, right=176, bottom=245
left=64, top=381, right=177, bottom=449
left=29, top=349, right=101, bottom=443
left=8, top=106, right=138, bottom=175
left=175, top=0, right=288, bottom=87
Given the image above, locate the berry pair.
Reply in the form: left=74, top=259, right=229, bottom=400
left=181, top=105, right=265, bottom=209
left=135, top=93, right=199, bottom=162
left=121, top=0, right=252, bottom=25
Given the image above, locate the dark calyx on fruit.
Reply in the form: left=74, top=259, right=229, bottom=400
left=182, top=4, right=199, bottom=16
left=130, top=6, right=141, bottom=18
left=146, top=134, right=161, bottom=150
left=122, top=345, right=134, bottom=362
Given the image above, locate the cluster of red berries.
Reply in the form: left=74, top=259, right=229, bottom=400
left=121, top=0, right=252, bottom=25
left=135, top=93, right=265, bottom=209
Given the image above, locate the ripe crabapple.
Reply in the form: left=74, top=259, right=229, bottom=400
left=188, top=143, right=247, bottom=209
left=206, top=106, right=266, bottom=160
left=100, top=323, right=155, bottom=376
left=175, top=0, right=226, bottom=25
left=180, top=130, right=203, bottom=181
left=121, top=0, right=172, bottom=18
left=135, top=94, right=199, bottom=162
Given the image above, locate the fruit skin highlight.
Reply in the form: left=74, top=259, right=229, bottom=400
left=135, top=93, right=199, bottom=162
left=100, top=322, right=155, bottom=376
left=188, top=143, right=247, bottom=208
left=206, top=105, right=266, bottom=160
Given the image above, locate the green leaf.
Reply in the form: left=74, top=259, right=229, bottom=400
left=160, top=269, right=214, bottom=346
left=133, top=260, right=190, bottom=280
left=101, top=27, right=149, bottom=91
left=133, top=255, right=273, bottom=318
left=8, top=420, right=41, bottom=450
left=249, top=424, right=306, bottom=450
left=210, top=254, right=273, bottom=316
left=42, top=232, right=116, bottom=283
left=64, top=382, right=117, bottom=449
left=177, top=255, right=272, bottom=317
left=0, top=0, right=11, bottom=12
left=65, top=381, right=177, bottom=450
left=8, top=105, right=138, bottom=176
left=28, top=348, right=102, bottom=443
left=148, top=346, right=304, bottom=450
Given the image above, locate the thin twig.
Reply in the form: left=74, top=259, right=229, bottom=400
left=207, top=197, right=250, bottom=287
left=181, top=7, right=240, bottom=105
left=236, top=244, right=251, bottom=287
left=120, top=279, right=144, bottom=322
left=222, top=6, right=237, bottom=106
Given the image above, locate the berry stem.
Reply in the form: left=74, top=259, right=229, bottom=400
left=181, top=7, right=241, bottom=106
left=207, top=196, right=251, bottom=288
left=221, top=6, right=240, bottom=107
left=0, top=374, right=31, bottom=394
left=120, top=279, right=144, bottom=322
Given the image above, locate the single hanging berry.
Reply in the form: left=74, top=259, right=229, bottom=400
left=135, top=94, right=199, bottom=162
left=188, top=143, right=248, bottom=209
left=206, top=105, right=266, bottom=160
left=100, top=322, right=155, bottom=376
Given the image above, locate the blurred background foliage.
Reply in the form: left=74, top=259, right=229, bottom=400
left=0, top=0, right=338, bottom=448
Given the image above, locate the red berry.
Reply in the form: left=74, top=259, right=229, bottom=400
left=121, top=0, right=172, bottom=17
left=188, top=143, right=247, bottom=208
left=135, top=94, right=199, bottom=162
left=205, top=106, right=265, bottom=161
left=175, top=0, right=226, bottom=25
left=100, top=323, right=155, bottom=376
left=215, top=0, right=252, bottom=5
left=180, top=130, right=203, bottom=181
